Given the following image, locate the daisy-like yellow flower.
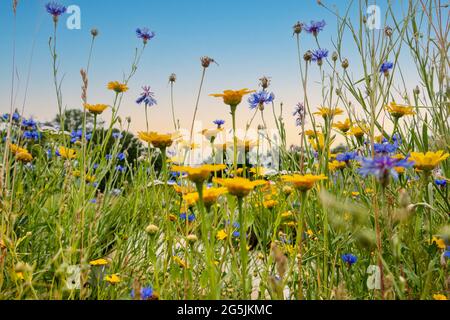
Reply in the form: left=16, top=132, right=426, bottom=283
left=328, top=160, right=346, bottom=171
left=58, top=146, right=77, bottom=160
left=281, top=211, right=294, bottom=219
left=138, top=132, right=175, bottom=149
left=89, top=258, right=109, bottom=266
left=216, top=229, right=228, bottom=241
left=15, top=151, right=33, bottom=163
left=9, top=143, right=28, bottom=155
left=364, top=188, right=375, bottom=194
left=202, top=187, right=228, bottom=207
left=305, top=130, right=319, bottom=138
left=308, top=133, right=334, bottom=152
left=182, top=192, right=199, bottom=208
left=107, top=81, right=128, bottom=93
left=173, top=184, right=196, bottom=195
left=433, top=294, right=448, bottom=300
left=347, top=124, right=367, bottom=139
left=431, top=236, right=446, bottom=249
left=173, top=256, right=188, bottom=269
left=213, top=177, right=267, bottom=198
left=172, top=164, right=226, bottom=185
left=263, top=199, right=278, bottom=209
left=333, top=119, right=351, bottom=133
left=281, top=174, right=328, bottom=192
left=313, top=107, right=344, bottom=119
left=210, top=89, right=255, bottom=107
left=84, top=103, right=108, bottom=115
left=249, top=167, right=266, bottom=176
left=410, top=151, right=449, bottom=171
left=386, top=102, right=415, bottom=118
left=104, top=274, right=121, bottom=284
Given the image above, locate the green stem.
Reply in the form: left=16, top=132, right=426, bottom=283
left=237, top=197, right=248, bottom=299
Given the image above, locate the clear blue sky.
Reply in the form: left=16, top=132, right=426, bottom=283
left=0, top=0, right=419, bottom=145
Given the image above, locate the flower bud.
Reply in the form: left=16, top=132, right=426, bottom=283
left=304, top=50, right=313, bottom=62
left=145, top=224, right=159, bottom=235
left=332, top=51, right=338, bottom=62
left=169, top=73, right=177, bottom=83
left=91, top=28, right=99, bottom=37
left=186, top=234, right=198, bottom=243
left=342, top=58, right=349, bottom=69
left=293, top=21, right=303, bottom=35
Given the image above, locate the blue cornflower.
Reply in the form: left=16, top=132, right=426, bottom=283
left=304, top=20, right=326, bottom=36
left=293, top=103, right=306, bottom=127
left=232, top=231, right=240, bottom=238
left=45, top=2, right=67, bottom=17
left=117, top=153, right=126, bottom=161
left=90, top=199, right=97, bottom=204
left=22, top=119, right=37, bottom=129
left=112, top=132, right=123, bottom=139
left=106, top=154, right=113, bottom=160
left=380, top=61, right=394, bottom=75
left=248, top=91, right=275, bottom=110
left=93, top=163, right=99, bottom=170
left=359, top=156, right=413, bottom=186
left=23, top=131, right=40, bottom=141
left=374, top=142, right=398, bottom=154
left=136, top=86, right=157, bottom=107
left=435, top=179, right=447, bottom=187
left=116, top=165, right=126, bottom=172
left=232, top=222, right=240, bottom=229
left=213, top=119, right=225, bottom=128
left=336, top=152, right=357, bottom=163
left=46, top=149, right=52, bottom=159
left=2, top=112, right=21, bottom=122
left=444, top=247, right=450, bottom=259
left=311, top=49, right=329, bottom=65
left=341, top=253, right=357, bottom=266
left=131, top=286, right=154, bottom=300
left=136, top=28, right=155, bottom=44
left=180, top=213, right=196, bottom=222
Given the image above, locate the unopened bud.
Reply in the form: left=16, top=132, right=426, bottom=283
left=145, top=224, right=159, bottom=235
left=342, top=58, right=349, bottom=69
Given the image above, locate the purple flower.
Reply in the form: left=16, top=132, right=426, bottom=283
left=359, top=156, right=413, bottom=186
left=23, top=131, right=40, bottom=141
left=136, top=86, right=157, bottom=107
left=112, top=132, right=123, bottom=139
left=117, top=153, right=126, bottom=161
left=233, top=231, right=240, bottom=238
left=311, top=49, right=329, bottom=65
left=22, top=119, right=37, bottom=129
left=248, top=91, right=275, bottom=110
left=304, top=20, right=326, bottom=36
left=293, top=103, right=306, bottom=127
left=380, top=61, right=394, bottom=74
left=180, top=213, right=196, bottom=222
left=136, top=28, right=155, bottom=44
left=374, top=142, right=398, bottom=154
left=131, top=286, right=154, bottom=300
left=213, top=119, right=225, bottom=128
left=115, top=165, right=126, bottom=172
left=45, top=2, right=66, bottom=17
left=341, top=253, right=357, bottom=266
left=336, top=152, right=357, bottom=163
left=444, top=247, right=450, bottom=259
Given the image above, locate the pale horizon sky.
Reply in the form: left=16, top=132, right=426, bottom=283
left=0, top=0, right=423, bottom=147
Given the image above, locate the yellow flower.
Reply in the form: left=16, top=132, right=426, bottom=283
left=182, top=192, right=199, bottom=208
left=281, top=211, right=294, bottom=219
left=138, top=132, right=175, bottom=149
left=168, top=214, right=178, bottom=221
left=84, top=103, right=108, bottom=115
left=173, top=185, right=196, bottom=195
left=329, top=160, right=346, bottom=171
left=213, top=177, right=267, bottom=198
left=351, top=192, right=360, bottom=197
left=172, top=164, right=226, bottom=184
left=410, top=151, right=449, bottom=171
left=249, top=167, right=266, bottom=176
left=305, top=130, right=319, bottom=137
left=333, top=119, right=351, bottom=133
left=107, top=81, right=128, bottom=93
left=89, top=258, right=109, bottom=266
left=104, top=274, right=121, bottom=284
left=313, top=107, right=344, bottom=119
left=386, top=102, right=415, bottom=118
left=309, top=133, right=325, bottom=151
left=281, top=174, right=328, bottom=192
left=347, top=124, right=367, bottom=139
left=202, top=187, right=228, bottom=207
left=9, top=143, right=28, bottom=155
left=216, top=229, right=228, bottom=241
left=178, top=140, right=200, bottom=150
left=433, top=294, right=448, bottom=300
left=431, top=236, right=446, bottom=249
left=58, top=147, right=77, bottom=159
left=306, top=229, right=314, bottom=237
left=15, top=151, right=33, bottom=163
left=210, top=89, right=255, bottom=106
left=263, top=200, right=278, bottom=209
left=173, top=256, right=188, bottom=269
left=364, top=188, right=375, bottom=194
left=15, top=272, right=25, bottom=280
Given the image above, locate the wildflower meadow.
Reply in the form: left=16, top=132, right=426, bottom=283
left=0, top=0, right=449, bottom=302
